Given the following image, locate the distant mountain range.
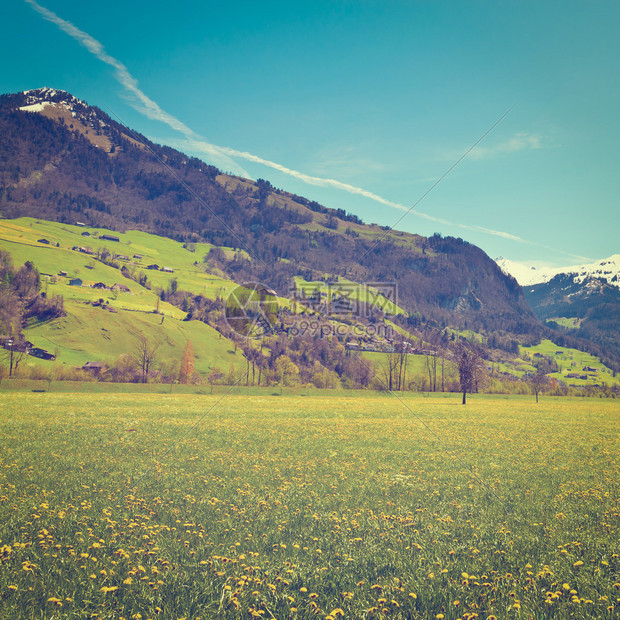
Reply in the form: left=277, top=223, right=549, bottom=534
left=497, top=256, right=620, bottom=369
left=496, top=254, right=620, bottom=287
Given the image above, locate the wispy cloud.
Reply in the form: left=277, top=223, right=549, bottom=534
left=467, top=132, right=543, bottom=160
left=459, top=224, right=525, bottom=242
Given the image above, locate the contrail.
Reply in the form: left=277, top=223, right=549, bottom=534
left=24, top=0, right=589, bottom=261
left=23, top=0, right=248, bottom=176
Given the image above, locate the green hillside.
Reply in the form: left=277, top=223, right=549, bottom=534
left=0, top=218, right=248, bottom=375
left=521, top=339, right=619, bottom=388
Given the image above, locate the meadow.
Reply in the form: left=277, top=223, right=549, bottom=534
left=0, top=393, right=619, bottom=619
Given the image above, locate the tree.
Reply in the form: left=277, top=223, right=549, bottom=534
left=207, top=367, right=224, bottom=393
left=528, top=371, right=549, bottom=403
left=451, top=341, right=486, bottom=404
left=133, top=332, right=160, bottom=383
left=425, top=352, right=438, bottom=392
left=178, top=339, right=195, bottom=384
left=275, top=355, right=300, bottom=388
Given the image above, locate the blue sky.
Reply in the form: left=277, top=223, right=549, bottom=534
left=3, top=0, right=619, bottom=267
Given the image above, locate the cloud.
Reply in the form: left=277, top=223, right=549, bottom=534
left=459, top=224, right=525, bottom=242
left=467, top=132, right=543, bottom=160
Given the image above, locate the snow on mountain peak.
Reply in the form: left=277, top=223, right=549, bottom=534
left=22, top=87, right=84, bottom=106
left=496, top=255, right=620, bottom=288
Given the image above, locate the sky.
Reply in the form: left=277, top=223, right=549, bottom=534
left=2, top=0, right=619, bottom=268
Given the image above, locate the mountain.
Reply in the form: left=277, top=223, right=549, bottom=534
left=523, top=274, right=620, bottom=370
left=0, top=87, right=539, bottom=340
left=496, top=254, right=620, bottom=287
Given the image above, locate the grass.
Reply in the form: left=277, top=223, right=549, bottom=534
left=23, top=304, right=246, bottom=373
left=0, top=218, right=256, bottom=374
left=0, top=393, right=618, bottom=619
left=522, top=340, right=620, bottom=388
left=0, top=217, right=239, bottom=299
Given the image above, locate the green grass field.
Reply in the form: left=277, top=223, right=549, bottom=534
left=0, top=393, right=618, bottom=619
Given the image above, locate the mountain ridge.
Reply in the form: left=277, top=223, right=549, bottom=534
left=496, top=254, right=620, bottom=287
left=0, top=87, right=543, bottom=340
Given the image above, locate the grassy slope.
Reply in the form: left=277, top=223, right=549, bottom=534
left=0, top=218, right=248, bottom=373
left=521, top=339, right=619, bottom=387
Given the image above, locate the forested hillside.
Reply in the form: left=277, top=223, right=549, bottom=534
left=0, top=88, right=539, bottom=339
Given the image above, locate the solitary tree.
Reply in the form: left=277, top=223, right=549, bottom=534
left=133, top=332, right=160, bottom=383
left=451, top=341, right=485, bottom=404
left=528, top=370, right=549, bottom=403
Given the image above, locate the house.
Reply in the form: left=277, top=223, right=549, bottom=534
left=116, top=254, right=130, bottom=261
left=59, top=270, right=68, bottom=277
left=133, top=254, right=143, bottom=259
left=29, top=347, right=55, bottom=361
left=75, top=221, right=86, bottom=227
left=81, top=231, right=91, bottom=237
left=100, top=234, right=120, bottom=242
left=161, top=266, right=175, bottom=273
left=111, top=283, right=130, bottom=292
left=69, top=278, right=82, bottom=287
left=146, top=264, right=159, bottom=270
left=37, top=238, right=50, bottom=244
left=583, top=366, right=597, bottom=372
left=81, top=361, right=104, bottom=374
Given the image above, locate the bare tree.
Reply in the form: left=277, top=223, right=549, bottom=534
left=451, top=341, right=486, bottom=404
left=527, top=371, right=549, bottom=403
left=133, top=332, right=160, bottom=383
left=382, top=348, right=400, bottom=391
left=2, top=340, right=27, bottom=377
left=425, top=352, right=438, bottom=392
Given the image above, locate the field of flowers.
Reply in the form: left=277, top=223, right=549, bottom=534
left=0, top=392, right=619, bottom=619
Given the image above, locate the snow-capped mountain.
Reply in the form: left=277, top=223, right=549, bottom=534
left=496, top=255, right=620, bottom=288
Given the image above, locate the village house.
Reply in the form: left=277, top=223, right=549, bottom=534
left=29, top=347, right=55, bottom=361
left=99, top=234, right=120, bottom=242
left=81, top=361, right=104, bottom=374
left=68, top=278, right=82, bottom=286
